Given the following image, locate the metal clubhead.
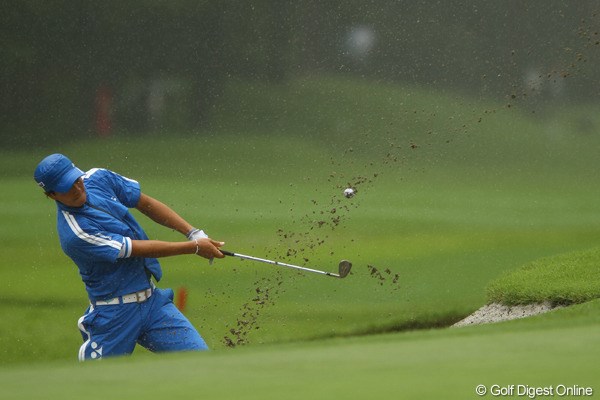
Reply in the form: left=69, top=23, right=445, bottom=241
left=338, top=260, right=352, bottom=278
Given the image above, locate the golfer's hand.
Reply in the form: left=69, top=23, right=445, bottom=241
left=196, top=238, right=225, bottom=260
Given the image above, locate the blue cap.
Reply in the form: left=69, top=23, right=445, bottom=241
left=34, top=154, right=84, bottom=193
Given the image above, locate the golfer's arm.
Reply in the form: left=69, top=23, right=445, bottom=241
left=130, top=239, right=196, bottom=258
left=136, top=193, right=193, bottom=236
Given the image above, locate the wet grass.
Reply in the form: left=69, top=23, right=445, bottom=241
left=2, top=128, right=600, bottom=364
left=1, top=300, right=600, bottom=400
left=1, top=76, right=600, bottom=397
left=488, top=247, right=600, bottom=306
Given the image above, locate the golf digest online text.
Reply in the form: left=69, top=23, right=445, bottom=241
left=475, top=384, right=593, bottom=398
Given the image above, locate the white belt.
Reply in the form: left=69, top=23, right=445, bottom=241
left=93, top=287, right=153, bottom=306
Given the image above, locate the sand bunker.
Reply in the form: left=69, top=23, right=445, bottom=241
left=452, top=301, right=563, bottom=327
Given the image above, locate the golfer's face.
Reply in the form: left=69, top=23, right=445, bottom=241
left=50, top=178, right=87, bottom=207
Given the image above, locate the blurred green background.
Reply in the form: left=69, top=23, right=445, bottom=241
left=3, top=1, right=600, bottom=145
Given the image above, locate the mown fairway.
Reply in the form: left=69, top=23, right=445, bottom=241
left=1, top=301, right=600, bottom=399
left=1, top=78, right=600, bottom=397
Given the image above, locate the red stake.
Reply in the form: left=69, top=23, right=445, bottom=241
left=175, top=286, right=188, bottom=312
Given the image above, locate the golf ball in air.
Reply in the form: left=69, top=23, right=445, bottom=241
left=343, top=188, right=355, bottom=198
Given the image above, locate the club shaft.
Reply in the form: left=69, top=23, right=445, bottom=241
left=221, top=250, right=340, bottom=277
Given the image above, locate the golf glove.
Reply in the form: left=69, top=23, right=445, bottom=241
left=187, top=228, right=209, bottom=241
left=187, top=228, right=214, bottom=265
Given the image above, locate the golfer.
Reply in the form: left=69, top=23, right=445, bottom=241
left=34, top=153, right=224, bottom=361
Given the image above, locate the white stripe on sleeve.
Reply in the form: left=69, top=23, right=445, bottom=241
left=122, top=176, right=139, bottom=184
left=83, top=168, right=101, bottom=179
left=61, top=211, right=123, bottom=251
left=117, top=237, right=133, bottom=258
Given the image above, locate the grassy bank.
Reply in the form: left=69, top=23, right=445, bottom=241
left=488, top=247, right=600, bottom=306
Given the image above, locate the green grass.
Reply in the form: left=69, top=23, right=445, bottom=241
left=1, top=76, right=600, bottom=397
left=488, top=247, right=600, bottom=306
left=3, top=161, right=599, bottom=364
left=1, top=300, right=600, bottom=400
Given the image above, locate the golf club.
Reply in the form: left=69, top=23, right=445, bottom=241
left=220, top=250, right=352, bottom=279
